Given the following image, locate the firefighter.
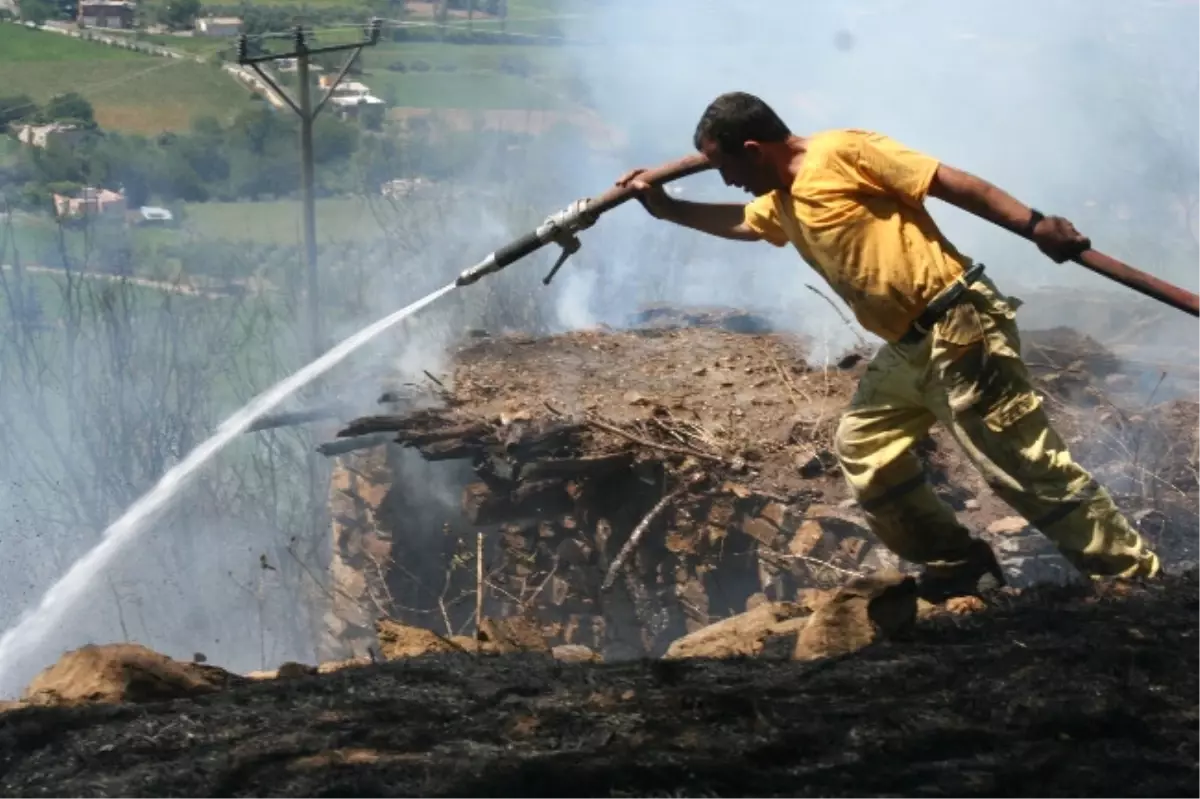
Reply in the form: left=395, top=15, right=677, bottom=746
left=617, top=91, right=1158, bottom=598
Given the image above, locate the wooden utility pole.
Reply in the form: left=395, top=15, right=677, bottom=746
left=237, top=20, right=382, bottom=360
left=237, top=22, right=384, bottom=572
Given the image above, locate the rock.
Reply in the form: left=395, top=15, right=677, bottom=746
left=551, top=644, right=601, bottom=663
left=944, top=596, right=988, bottom=615
left=794, top=571, right=918, bottom=661
left=317, top=656, right=372, bottom=674
left=789, top=519, right=824, bottom=558
left=796, top=587, right=835, bottom=612
left=448, top=635, right=488, bottom=654
left=744, top=592, right=771, bottom=612
left=759, top=502, right=790, bottom=529
left=0, top=700, right=28, bottom=714
left=376, top=619, right=460, bottom=660
left=795, top=448, right=838, bottom=478
left=22, top=644, right=245, bottom=706
left=478, top=616, right=551, bottom=653
left=276, top=662, right=318, bottom=679
left=742, top=516, right=782, bottom=547
left=987, top=516, right=1029, bottom=535
left=964, top=498, right=981, bottom=511
left=665, top=601, right=811, bottom=659
left=692, top=366, right=708, bottom=377
left=836, top=352, right=865, bottom=369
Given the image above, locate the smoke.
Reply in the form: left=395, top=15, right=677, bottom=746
left=551, top=0, right=1199, bottom=350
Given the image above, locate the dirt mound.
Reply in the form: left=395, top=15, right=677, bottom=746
left=19, top=644, right=245, bottom=707
left=1, top=573, right=1194, bottom=797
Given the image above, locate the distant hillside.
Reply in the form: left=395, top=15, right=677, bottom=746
left=0, top=24, right=256, bottom=133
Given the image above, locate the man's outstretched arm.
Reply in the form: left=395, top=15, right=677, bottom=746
left=650, top=198, right=764, bottom=242
left=928, top=164, right=1091, bottom=263
left=617, top=169, right=764, bottom=242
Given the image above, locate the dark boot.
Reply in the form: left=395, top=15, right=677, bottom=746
left=916, top=538, right=1006, bottom=603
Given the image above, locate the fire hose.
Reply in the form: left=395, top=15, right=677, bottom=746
left=456, top=154, right=1200, bottom=319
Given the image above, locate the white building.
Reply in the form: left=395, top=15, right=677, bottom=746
left=328, top=81, right=385, bottom=109
left=194, top=16, right=242, bottom=36
left=14, top=123, right=81, bottom=149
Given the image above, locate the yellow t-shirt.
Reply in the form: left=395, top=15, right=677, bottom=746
left=742, top=129, right=973, bottom=342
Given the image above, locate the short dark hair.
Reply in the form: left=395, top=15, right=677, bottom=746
left=693, top=92, right=791, bottom=153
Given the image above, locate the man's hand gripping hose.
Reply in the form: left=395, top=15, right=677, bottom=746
left=454, top=154, right=712, bottom=288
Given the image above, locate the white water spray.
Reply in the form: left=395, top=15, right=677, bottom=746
left=0, top=283, right=456, bottom=691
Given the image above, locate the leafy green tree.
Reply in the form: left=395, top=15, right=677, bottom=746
left=159, top=0, right=201, bottom=30
left=311, top=115, right=358, bottom=164
left=43, top=92, right=96, bottom=128
left=359, top=104, right=385, bottom=132
left=0, top=94, right=38, bottom=128
left=19, top=0, right=55, bottom=26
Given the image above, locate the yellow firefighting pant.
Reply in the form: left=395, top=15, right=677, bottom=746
left=834, top=276, right=1160, bottom=579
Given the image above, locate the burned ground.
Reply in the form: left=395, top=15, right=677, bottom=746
left=0, top=573, right=1195, bottom=797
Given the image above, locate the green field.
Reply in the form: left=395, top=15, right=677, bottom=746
left=357, top=37, right=575, bottom=109
left=365, top=39, right=563, bottom=69
left=3, top=199, right=384, bottom=279
left=183, top=198, right=384, bottom=244
left=0, top=25, right=257, bottom=133
left=145, top=34, right=235, bottom=58
left=371, top=69, right=563, bottom=108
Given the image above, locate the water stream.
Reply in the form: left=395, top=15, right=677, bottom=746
left=0, top=283, right=457, bottom=693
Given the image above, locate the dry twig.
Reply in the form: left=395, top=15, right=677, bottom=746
left=781, top=553, right=865, bottom=579
left=474, top=532, right=485, bottom=646
left=806, top=283, right=868, bottom=348
left=758, top=340, right=811, bottom=408
left=602, top=484, right=690, bottom=592
left=545, top=400, right=730, bottom=465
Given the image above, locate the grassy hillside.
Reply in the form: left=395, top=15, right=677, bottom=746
left=0, top=25, right=256, bottom=133
left=184, top=198, right=382, bottom=244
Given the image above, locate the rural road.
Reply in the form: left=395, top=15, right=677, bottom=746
left=2, top=263, right=237, bottom=299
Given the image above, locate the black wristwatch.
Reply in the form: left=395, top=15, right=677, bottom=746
left=1022, top=209, right=1045, bottom=237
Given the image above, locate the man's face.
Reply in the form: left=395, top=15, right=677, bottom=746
left=699, top=137, right=774, bottom=197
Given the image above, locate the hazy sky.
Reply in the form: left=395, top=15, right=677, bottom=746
left=554, top=0, right=1199, bottom=337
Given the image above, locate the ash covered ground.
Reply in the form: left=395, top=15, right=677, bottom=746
left=1, top=575, right=1195, bottom=797
left=1, top=303, right=1196, bottom=797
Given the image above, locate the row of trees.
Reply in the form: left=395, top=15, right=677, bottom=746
left=12, top=0, right=207, bottom=31
left=0, top=91, right=95, bottom=131
left=3, top=88, right=587, bottom=213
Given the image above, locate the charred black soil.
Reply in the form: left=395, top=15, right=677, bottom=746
left=2, top=573, right=1196, bottom=798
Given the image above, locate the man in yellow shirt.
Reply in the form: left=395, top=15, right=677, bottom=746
left=618, top=91, right=1159, bottom=598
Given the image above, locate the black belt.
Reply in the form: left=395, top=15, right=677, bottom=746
left=897, top=262, right=987, bottom=345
